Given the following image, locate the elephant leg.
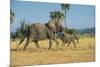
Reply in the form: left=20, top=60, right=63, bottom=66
left=53, top=38, right=59, bottom=49
left=62, top=38, right=66, bottom=47
left=67, top=41, right=71, bottom=47
left=72, top=40, right=76, bottom=48
left=77, top=38, right=79, bottom=44
left=23, top=36, right=32, bottom=51
left=48, top=39, right=52, bottom=50
left=75, top=36, right=79, bottom=44
left=34, top=41, right=40, bottom=48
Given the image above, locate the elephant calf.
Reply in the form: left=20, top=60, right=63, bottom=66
left=58, top=32, right=79, bottom=48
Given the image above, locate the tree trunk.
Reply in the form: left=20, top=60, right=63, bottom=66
left=65, top=10, right=67, bottom=30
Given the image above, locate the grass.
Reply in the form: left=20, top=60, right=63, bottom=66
left=10, top=37, right=95, bottom=66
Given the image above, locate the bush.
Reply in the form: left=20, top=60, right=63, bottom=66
left=11, top=20, right=30, bottom=39
left=65, top=28, right=79, bottom=34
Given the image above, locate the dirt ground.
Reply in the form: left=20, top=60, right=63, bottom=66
left=10, top=37, right=95, bottom=66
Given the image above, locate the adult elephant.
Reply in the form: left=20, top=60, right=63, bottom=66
left=18, top=19, right=64, bottom=50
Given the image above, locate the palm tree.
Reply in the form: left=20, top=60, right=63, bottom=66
left=49, top=11, right=64, bottom=22
left=61, top=4, right=70, bottom=29
left=10, top=9, right=15, bottom=24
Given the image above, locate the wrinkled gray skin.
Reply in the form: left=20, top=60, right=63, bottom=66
left=59, top=32, right=79, bottom=48
left=18, top=19, right=64, bottom=50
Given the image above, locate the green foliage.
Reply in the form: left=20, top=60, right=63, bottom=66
left=15, top=20, right=30, bottom=39
left=49, top=11, right=64, bottom=22
left=10, top=32, right=16, bottom=39
left=61, top=4, right=70, bottom=11
left=65, top=28, right=79, bottom=34
left=16, top=28, right=24, bottom=39
left=10, top=9, right=15, bottom=24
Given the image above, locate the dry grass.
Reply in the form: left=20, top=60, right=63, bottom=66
left=10, top=37, right=95, bottom=66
